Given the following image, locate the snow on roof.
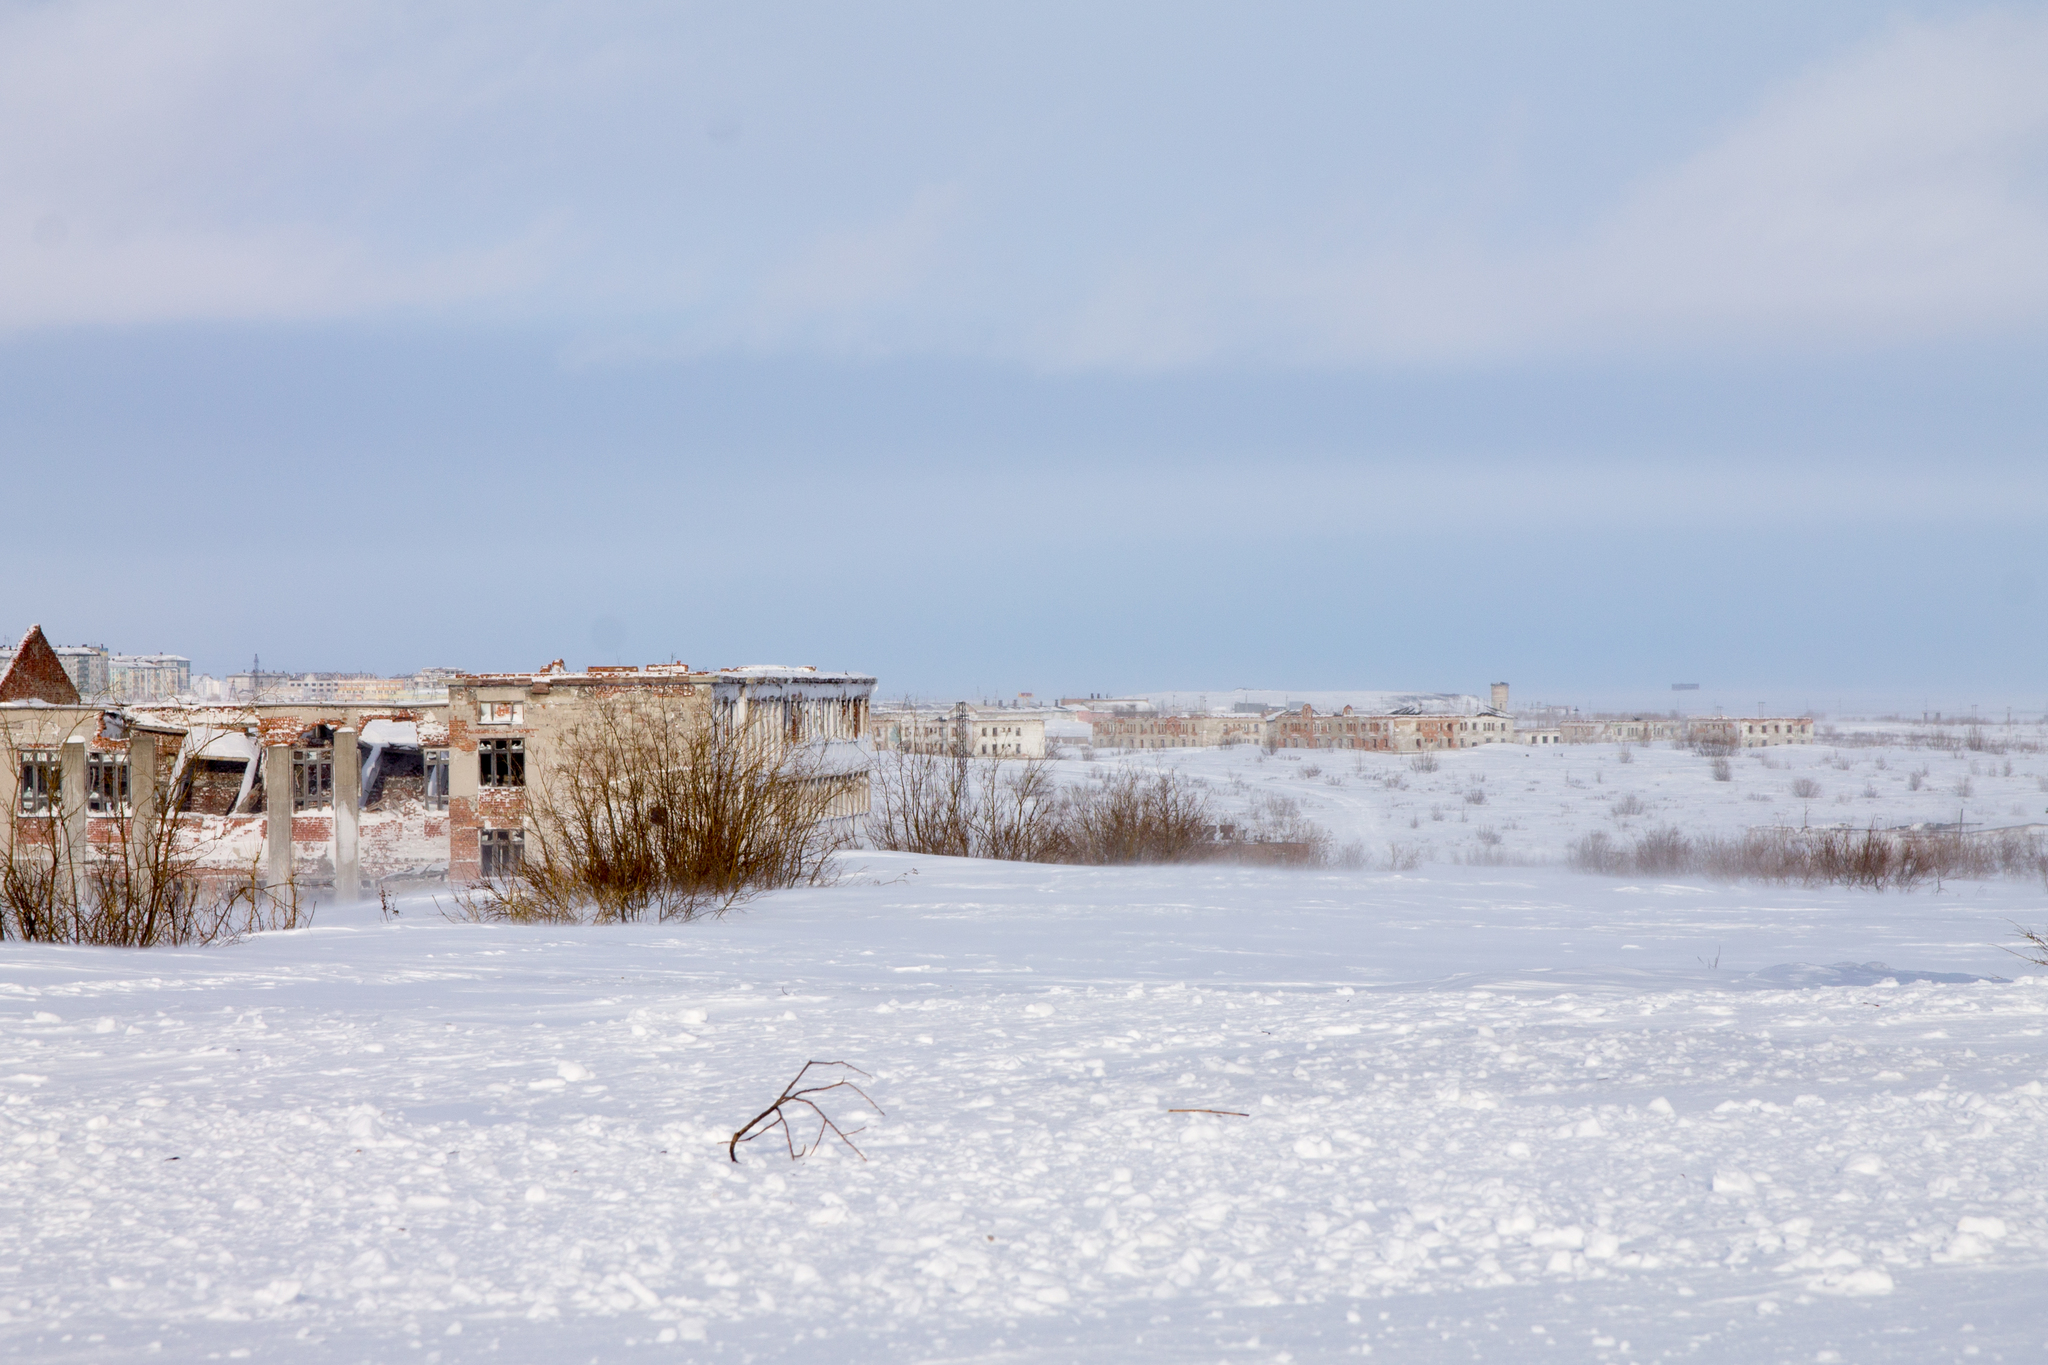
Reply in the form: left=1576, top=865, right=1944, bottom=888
left=360, top=719, right=420, bottom=747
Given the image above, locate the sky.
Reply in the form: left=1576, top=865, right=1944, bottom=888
left=2, top=1, right=2044, bottom=713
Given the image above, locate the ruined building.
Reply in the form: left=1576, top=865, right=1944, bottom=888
left=1, top=628, right=873, bottom=899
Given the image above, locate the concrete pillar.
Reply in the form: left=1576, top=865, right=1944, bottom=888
left=60, top=738, right=89, bottom=916
left=332, top=728, right=360, bottom=902
left=264, top=744, right=293, bottom=889
left=127, top=731, right=158, bottom=902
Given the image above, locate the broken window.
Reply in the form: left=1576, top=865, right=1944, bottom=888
left=88, top=753, right=129, bottom=815
left=479, top=827, right=524, bottom=878
left=479, top=738, right=524, bottom=788
left=292, top=748, right=333, bottom=809
left=16, top=750, right=57, bottom=814
left=423, top=749, right=449, bottom=810
left=478, top=702, right=523, bottom=725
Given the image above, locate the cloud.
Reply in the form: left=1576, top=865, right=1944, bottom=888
left=3, top=4, right=2046, bottom=366
left=1065, top=11, right=2048, bottom=366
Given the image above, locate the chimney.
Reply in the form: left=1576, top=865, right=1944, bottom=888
left=1490, top=682, right=1510, bottom=712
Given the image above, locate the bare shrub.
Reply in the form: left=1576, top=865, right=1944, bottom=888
left=1571, top=824, right=2048, bottom=889
left=1228, top=792, right=1331, bottom=866
left=1300, top=764, right=1322, bottom=779
left=1711, top=757, right=1733, bottom=782
left=2, top=758, right=303, bottom=946
left=459, top=692, right=845, bottom=924
left=1908, top=769, right=1925, bottom=791
left=1616, top=746, right=1633, bottom=765
left=870, top=756, right=1228, bottom=865
left=1066, top=768, right=1215, bottom=864
left=1955, top=776, right=1974, bottom=798
left=1334, top=840, right=1370, bottom=870
left=1611, top=793, right=1647, bottom=817
left=1410, top=753, right=1439, bottom=773
left=868, top=750, right=1065, bottom=862
left=1474, top=827, right=1502, bottom=847
left=1385, top=840, right=1423, bottom=871
left=1790, top=777, right=1823, bottom=800
left=1464, top=787, right=1487, bottom=805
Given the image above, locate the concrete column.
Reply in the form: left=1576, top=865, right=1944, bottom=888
left=127, top=731, right=158, bottom=902
left=264, top=745, right=293, bottom=889
left=60, top=738, right=89, bottom=916
left=332, top=728, right=360, bottom=902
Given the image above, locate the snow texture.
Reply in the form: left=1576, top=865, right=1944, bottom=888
left=4, top=847, right=2047, bottom=1362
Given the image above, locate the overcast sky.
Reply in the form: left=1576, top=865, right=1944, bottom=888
left=3, top=1, right=2044, bottom=712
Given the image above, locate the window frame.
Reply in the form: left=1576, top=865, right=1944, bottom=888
left=479, top=826, right=525, bottom=878
left=16, top=749, right=58, bottom=815
left=478, top=737, right=526, bottom=788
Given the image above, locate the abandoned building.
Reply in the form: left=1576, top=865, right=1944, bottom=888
left=1554, top=716, right=1814, bottom=747
left=870, top=703, right=1050, bottom=759
left=2, top=626, right=874, bottom=899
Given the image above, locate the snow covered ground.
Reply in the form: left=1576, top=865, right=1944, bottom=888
left=1067, top=733, right=2048, bottom=868
left=5, top=849, right=2048, bottom=1363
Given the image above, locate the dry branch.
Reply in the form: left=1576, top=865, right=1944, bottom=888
left=1167, top=1108, right=1249, bottom=1117
left=728, top=1061, right=882, bottom=1163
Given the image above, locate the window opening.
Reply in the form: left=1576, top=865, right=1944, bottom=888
left=16, top=750, right=58, bottom=814
left=480, top=827, right=524, bottom=878
left=479, top=737, right=525, bottom=788
left=423, top=749, right=450, bottom=809
left=88, top=753, right=130, bottom=815
left=293, top=748, right=333, bottom=809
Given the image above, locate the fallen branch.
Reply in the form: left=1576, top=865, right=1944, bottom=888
left=729, top=1061, right=882, bottom=1163
left=1167, top=1108, right=1249, bottom=1117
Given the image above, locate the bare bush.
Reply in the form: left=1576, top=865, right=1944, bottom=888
left=1571, top=824, right=2048, bottom=889
left=2, top=760, right=304, bottom=946
left=1464, top=787, right=1487, bottom=805
left=1711, top=757, right=1733, bottom=782
left=1410, top=753, right=1439, bottom=773
left=458, top=692, right=845, bottom=924
left=1790, top=777, right=1823, bottom=800
left=1616, top=746, right=1633, bottom=764
left=1066, top=768, right=1216, bottom=864
left=867, top=750, right=1067, bottom=862
left=870, top=756, right=1239, bottom=865
left=1611, top=793, right=1646, bottom=817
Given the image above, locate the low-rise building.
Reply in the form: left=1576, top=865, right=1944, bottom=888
left=1264, top=704, right=1516, bottom=752
left=1090, top=712, right=1268, bottom=750
left=1553, top=716, right=1814, bottom=747
left=1687, top=717, right=1815, bottom=748
left=872, top=702, right=1048, bottom=758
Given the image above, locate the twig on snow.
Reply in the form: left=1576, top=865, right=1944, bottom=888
left=729, top=1061, right=882, bottom=1163
left=1167, top=1108, right=1249, bottom=1117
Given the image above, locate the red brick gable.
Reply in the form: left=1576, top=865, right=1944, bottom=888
left=0, top=625, right=81, bottom=704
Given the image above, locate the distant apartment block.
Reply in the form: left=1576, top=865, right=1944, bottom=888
left=1554, top=716, right=1813, bottom=747
left=872, top=702, right=1048, bottom=758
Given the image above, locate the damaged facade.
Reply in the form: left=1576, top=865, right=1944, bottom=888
left=869, top=702, right=1048, bottom=758
left=1, top=627, right=873, bottom=899
left=443, top=664, right=873, bottom=882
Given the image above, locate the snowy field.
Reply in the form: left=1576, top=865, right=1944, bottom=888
left=1068, top=732, right=2048, bottom=867
left=6, top=847, right=2048, bottom=1363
